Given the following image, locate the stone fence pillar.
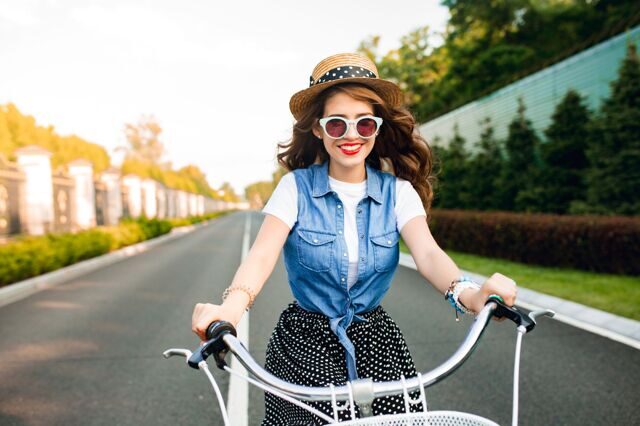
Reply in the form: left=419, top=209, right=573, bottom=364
left=0, top=155, right=25, bottom=236
left=188, top=193, right=198, bottom=216
left=122, top=175, right=142, bottom=218
left=68, top=160, right=96, bottom=230
left=100, top=168, right=122, bottom=225
left=156, top=184, right=167, bottom=219
left=197, top=195, right=205, bottom=216
left=177, top=191, right=188, bottom=218
left=15, top=146, right=54, bottom=235
left=141, top=178, right=157, bottom=218
left=166, top=189, right=176, bottom=218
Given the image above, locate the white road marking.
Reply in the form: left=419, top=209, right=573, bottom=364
left=226, top=212, right=252, bottom=425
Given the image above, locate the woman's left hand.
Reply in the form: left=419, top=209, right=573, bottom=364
left=466, top=273, right=518, bottom=314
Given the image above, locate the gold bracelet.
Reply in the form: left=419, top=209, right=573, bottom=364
left=222, top=285, right=256, bottom=311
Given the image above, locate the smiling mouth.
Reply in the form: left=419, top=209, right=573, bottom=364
left=338, top=143, right=363, bottom=155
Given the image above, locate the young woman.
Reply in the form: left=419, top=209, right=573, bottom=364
left=192, top=53, right=517, bottom=424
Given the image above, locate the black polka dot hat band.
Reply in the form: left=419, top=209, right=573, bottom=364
left=309, top=65, right=377, bottom=86
left=289, top=52, right=403, bottom=120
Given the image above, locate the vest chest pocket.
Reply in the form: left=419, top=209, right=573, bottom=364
left=370, top=231, right=400, bottom=272
left=296, top=229, right=336, bottom=272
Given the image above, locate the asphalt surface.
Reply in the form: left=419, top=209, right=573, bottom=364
left=0, top=211, right=638, bottom=425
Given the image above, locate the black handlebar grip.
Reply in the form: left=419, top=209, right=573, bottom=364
left=486, top=295, right=536, bottom=332
left=206, top=320, right=237, bottom=341
left=188, top=321, right=238, bottom=370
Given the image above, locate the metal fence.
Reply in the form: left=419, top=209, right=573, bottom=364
left=0, top=147, right=244, bottom=237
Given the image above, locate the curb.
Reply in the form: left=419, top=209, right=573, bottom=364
left=399, top=253, right=640, bottom=350
left=0, top=222, right=207, bottom=309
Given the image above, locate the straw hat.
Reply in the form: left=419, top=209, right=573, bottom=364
left=289, top=52, right=403, bottom=120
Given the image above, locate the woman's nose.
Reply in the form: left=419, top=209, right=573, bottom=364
left=344, top=122, right=359, bottom=140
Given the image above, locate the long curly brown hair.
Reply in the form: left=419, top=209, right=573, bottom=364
left=277, top=83, right=436, bottom=212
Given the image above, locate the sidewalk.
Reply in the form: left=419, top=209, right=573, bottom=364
left=399, top=252, right=640, bottom=350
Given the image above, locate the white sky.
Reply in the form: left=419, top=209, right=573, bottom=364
left=0, top=0, right=449, bottom=195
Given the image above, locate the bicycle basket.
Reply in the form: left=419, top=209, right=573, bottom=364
left=337, top=411, right=499, bottom=426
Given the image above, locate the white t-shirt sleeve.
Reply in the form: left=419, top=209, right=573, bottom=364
left=395, top=179, right=427, bottom=231
left=262, top=172, right=298, bottom=229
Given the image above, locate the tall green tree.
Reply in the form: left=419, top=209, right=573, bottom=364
left=434, top=125, right=471, bottom=209
left=467, top=118, right=503, bottom=210
left=535, top=90, right=591, bottom=213
left=586, top=43, right=640, bottom=214
left=497, top=99, right=541, bottom=211
left=363, top=1, right=639, bottom=121
left=358, top=27, right=445, bottom=122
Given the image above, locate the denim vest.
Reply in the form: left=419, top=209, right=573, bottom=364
left=282, top=162, right=399, bottom=381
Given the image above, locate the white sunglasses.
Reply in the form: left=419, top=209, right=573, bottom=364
left=318, top=116, right=383, bottom=139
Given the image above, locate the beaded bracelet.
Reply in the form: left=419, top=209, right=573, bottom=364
left=444, top=276, right=481, bottom=321
left=222, top=285, right=257, bottom=311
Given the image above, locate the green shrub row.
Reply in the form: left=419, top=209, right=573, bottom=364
left=429, top=209, right=640, bottom=276
left=166, top=211, right=233, bottom=228
left=0, top=212, right=231, bottom=287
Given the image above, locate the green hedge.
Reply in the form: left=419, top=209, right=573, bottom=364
left=429, top=209, right=640, bottom=275
left=0, top=212, right=231, bottom=287
left=166, top=211, right=233, bottom=228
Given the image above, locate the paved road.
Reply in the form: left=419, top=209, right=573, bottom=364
left=0, top=211, right=638, bottom=425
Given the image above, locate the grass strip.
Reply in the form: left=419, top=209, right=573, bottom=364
left=399, top=241, right=640, bottom=321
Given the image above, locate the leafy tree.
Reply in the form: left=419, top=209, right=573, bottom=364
left=218, top=182, right=239, bottom=202
left=0, top=103, right=109, bottom=173
left=124, top=115, right=165, bottom=164
left=467, top=118, right=504, bottom=210
left=358, top=27, right=445, bottom=122
left=178, top=165, right=214, bottom=196
left=497, top=99, right=542, bottom=211
left=536, top=90, right=591, bottom=213
left=586, top=43, right=640, bottom=214
left=363, top=1, right=640, bottom=121
left=0, top=112, right=12, bottom=157
left=245, top=181, right=275, bottom=208
left=434, top=125, right=471, bottom=208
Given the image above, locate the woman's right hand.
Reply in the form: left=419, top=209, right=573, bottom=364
left=191, top=303, right=241, bottom=342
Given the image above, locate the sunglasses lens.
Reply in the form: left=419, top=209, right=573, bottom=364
left=325, top=118, right=347, bottom=138
left=356, top=118, right=378, bottom=137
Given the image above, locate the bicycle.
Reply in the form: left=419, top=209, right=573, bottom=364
left=164, top=296, right=554, bottom=425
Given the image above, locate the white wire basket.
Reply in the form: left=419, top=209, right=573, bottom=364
left=337, top=411, right=498, bottom=426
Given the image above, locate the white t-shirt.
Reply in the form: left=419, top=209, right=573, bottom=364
left=262, top=172, right=426, bottom=288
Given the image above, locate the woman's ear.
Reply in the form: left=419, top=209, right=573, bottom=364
left=312, top=124, right=323, bottom=140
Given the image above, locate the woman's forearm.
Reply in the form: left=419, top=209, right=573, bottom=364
left=220, top=247, right=279, bottom=322
left=414, top=247, right=483, bottom=313
left=415, top=246, right=461, bottom=295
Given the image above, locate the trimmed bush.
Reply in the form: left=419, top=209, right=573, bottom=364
left=125, top=217, right=173, bottom=240
left=167, top=211, right=232, bottom=228
left=429, top=209, right=640, bottom=275
left=0, top=212, right=231, bottom=287
left=101, top=222, right=147, bottom=250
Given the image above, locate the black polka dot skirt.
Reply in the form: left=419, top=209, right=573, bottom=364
left=261, top=302, right=423, bottom=425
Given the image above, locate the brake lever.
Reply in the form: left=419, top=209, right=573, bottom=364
left=187, top=321, right=237, bottom=370
left=486, top=295, right=536, bottom=333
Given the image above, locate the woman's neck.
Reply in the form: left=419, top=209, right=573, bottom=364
left=328, top=161, right=366, bottom=183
